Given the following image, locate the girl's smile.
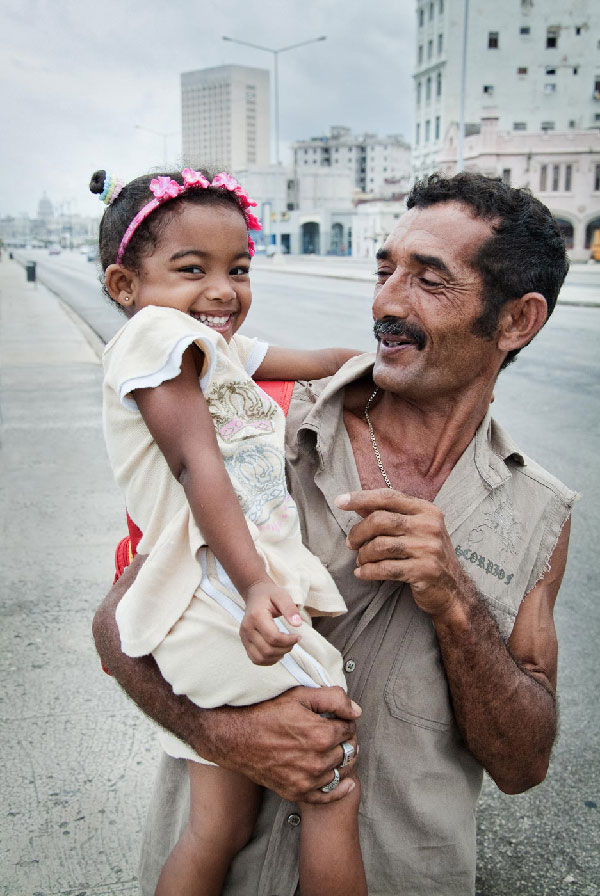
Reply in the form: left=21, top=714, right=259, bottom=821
left=113, top=202, right=252, bottom=343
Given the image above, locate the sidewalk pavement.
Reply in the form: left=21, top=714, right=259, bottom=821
left=0, top=258, right=155, bottom=895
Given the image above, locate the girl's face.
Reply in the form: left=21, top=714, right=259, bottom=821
left=123, top=202, right=252, bottom=343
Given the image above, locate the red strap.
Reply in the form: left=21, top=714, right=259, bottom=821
left=256, top=379, right=295, bottom=416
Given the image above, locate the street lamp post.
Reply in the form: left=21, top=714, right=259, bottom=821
left=135, top=124, right=177, bottom=168
left=222, top=34, right=327, bottom=252
left=457, top=0, right=469, bottom=173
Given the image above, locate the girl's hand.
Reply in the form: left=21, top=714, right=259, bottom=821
left=240, top=583, right=303, bottom=665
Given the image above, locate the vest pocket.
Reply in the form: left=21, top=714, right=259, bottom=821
left=384, top=602, right=454, bottom=731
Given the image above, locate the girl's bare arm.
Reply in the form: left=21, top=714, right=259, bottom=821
left=132, top=345, right=301, bottom=661
left=255, top=346, right=362, bottom=382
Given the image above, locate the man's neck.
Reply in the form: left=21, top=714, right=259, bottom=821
left=343, top=377, right=495, bottom=501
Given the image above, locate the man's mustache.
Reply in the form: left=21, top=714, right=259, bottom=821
left=373, top=318, right=427, bottom=351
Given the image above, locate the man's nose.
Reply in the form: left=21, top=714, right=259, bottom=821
left=372, top=270, right=411, bottom=320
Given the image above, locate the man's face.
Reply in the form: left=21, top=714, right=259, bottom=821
left=372, top=202, right=504, bottom=403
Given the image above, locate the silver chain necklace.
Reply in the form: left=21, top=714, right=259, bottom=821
left=364, top=387, right=394, bottom=489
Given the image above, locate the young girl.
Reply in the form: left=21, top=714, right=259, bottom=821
left=91, top=167, right=367, bottom=896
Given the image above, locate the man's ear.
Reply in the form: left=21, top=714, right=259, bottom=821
left=105, top=264, right=136, bottom=310
left=497, top=293, right=548, bottom=354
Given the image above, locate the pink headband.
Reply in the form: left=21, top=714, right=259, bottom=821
left=116, top=169, right=262, bottom=264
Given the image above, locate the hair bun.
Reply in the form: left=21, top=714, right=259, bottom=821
left=89, top=170, right=107, bottom=195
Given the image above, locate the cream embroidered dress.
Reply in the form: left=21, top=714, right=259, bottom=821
left=103, top=305, right=346, bottom=762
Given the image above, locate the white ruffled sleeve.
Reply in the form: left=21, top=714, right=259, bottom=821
left=103, top=306, right=220, bottom=410
left=230, top=332, right=269, bottom=376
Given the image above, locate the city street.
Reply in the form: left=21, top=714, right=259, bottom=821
left=1, top=252, right=599, bottom=895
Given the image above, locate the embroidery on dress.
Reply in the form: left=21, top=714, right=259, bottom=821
left=224, top=444, right=287, bottom=526
left=208, top=381, right=277, bottom=442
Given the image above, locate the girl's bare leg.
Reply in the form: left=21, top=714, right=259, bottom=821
left=155, top=761, right=262, bottom=896
left=298, top=775, right=367, bottom=896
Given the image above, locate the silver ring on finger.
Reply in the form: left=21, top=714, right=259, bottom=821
left=320, top=767, right=340, bottom=793
left=340, top=741, right=355, bottom=767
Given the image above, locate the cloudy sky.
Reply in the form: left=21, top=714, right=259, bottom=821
left=2, top=0, right=416, bottom=220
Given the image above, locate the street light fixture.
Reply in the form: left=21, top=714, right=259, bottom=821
left=135, top=124, right=177, bottom=168
left=222, top=35, right=327, bottom=166
left=222, top=34, right=327, bottom=253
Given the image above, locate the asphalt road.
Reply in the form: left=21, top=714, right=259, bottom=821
left=13, top=251, right=600, bottom=895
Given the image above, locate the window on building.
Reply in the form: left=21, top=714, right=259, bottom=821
left=483, top=84, right=494, bottom=95
left=564, top=164, right=572, bottom=191
left=502, top=169, right=511, bottom=185
left=518, top=67, right=528, bottom=75
left=426, top=76, right=432, bottom=101
left=595, top=79, right=600, bottom=98
left=419, top=7, right=424, bottom=26
left=595, top=113, right=600, bottom=123
left=544, top=83, right=556, bottom=94
left=417, top=80, right=422, bottom=104
left=545, top=67, right=556, bottom=75
left=439, top=0, right=443, bottom=12
left=513, top=121, right=527, bottom=130
left=552, top=165, right=560, bottom=191
left=429, top=2, right=434, bottom=20
left=540, top=164, right=547, bottom=191
left=438, top=33, right=443, bottom=54
left=575, top=26, right=582, bottom=36
left=546, top=27, right=559, bottom=49
left=488, top=32, right=499, bottom=49
left=418, top=44, right=423, bottom=64
left=521, top=0, right=533, bottom=8
left=436, top=71, right=442, bottom=96
left=435, top=115, right=440, bottom=139
left=520, top=26, right=530, bottom=35
left=416, top=123, right=421, bottom=145
left=573, top=67, right=579, bottom=75
left=425, top=119, right=431, bottom=142
left=595, top=164, right=600, bottom=191
left=428, top=39, right=433, bottom=59
left=541, top=121, right=555, bottom=131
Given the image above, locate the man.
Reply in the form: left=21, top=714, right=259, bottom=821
left=93, top=172, right=576, bottom=895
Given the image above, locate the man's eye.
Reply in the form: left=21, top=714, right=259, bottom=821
left=375, top=269, right=390, bottom=281
left=420, top=276, right=442, bottom=288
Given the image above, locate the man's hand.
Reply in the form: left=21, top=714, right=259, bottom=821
left=240, top=582, right=302, bottom=665
left=336, top=488, right=468, bottom=619
left=212, top=686, right=361, bottom=804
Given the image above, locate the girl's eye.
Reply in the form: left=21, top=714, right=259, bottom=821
left=180, top=265, right=203, bottom=274
left=231, top=266, right=250, bottom=276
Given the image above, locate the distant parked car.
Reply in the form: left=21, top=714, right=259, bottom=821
left=48, top=244, right=61, bottom=255
left=87, top=246, right=99, bottom=262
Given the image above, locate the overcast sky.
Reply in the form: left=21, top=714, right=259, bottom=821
left=2, top=0, right=416, bottom=219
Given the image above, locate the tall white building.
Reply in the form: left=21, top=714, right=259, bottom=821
left=181, top=65, right=270, bottom=171
left=412, top=0, right=600, bottom=180
left=293, top=126, right=411, bottom=195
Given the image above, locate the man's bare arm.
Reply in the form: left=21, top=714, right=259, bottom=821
left=92, top=555, right=360, bottom=804
left=338, top=489, right=570, bottom=794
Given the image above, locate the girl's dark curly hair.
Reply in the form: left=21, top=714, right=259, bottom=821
left=89, top=168, right=249, bottom=298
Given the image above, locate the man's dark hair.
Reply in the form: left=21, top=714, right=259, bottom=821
left=406, top=172, right=569, bottom=368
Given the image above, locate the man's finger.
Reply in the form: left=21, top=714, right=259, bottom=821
left=301, top=685, right=362, bottom=722
left=347, top=515, right=410, bottom=551
left=336, top=488, right=427, bottom=517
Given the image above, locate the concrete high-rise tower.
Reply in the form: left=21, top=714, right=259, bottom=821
left=181, top=65, right=270, bottom=171
left=412, top=0, right=600, bottom=179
